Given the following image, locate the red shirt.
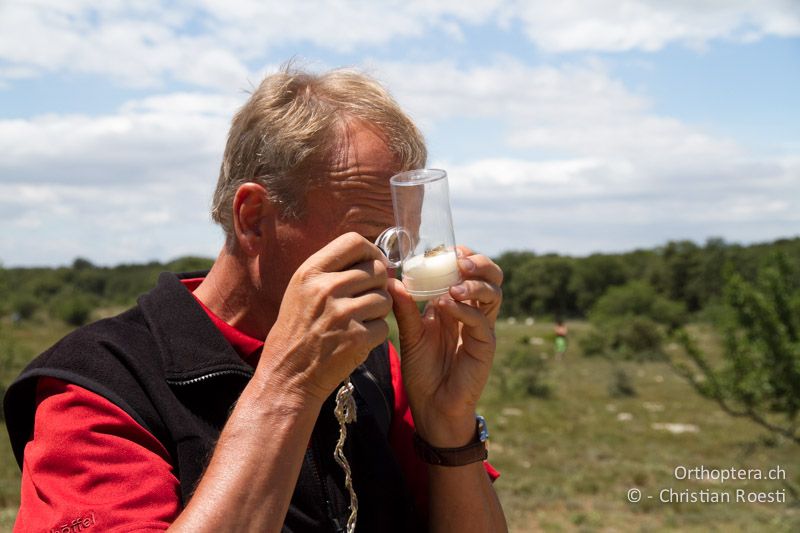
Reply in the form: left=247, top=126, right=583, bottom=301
left=14, top=278, right=498, bottom=532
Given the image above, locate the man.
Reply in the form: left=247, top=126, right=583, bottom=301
left=5, top=66, right=507, bottom=532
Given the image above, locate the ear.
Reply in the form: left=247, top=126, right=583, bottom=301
left=232, top=182, right=274, bottom=257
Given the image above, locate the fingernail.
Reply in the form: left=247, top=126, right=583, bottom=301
left=451, top=284, right=466, bottom=297
left=459, top=258, right=476, bottom=272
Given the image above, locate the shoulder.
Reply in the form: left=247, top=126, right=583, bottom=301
left=32, top=376, right=173, bottom=461
left=37, top=306, right=156, bottom=368
left=4, top=305, right=166, bottom=467
left=17, top=305, right=164, bottom=388
left=16, top=377, right=180, bottom=530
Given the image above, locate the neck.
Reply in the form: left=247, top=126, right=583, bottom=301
left=193, top=246, right=281, bottom=341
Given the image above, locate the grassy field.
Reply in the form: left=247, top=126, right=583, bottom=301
left=1, top=315, right=799, bottom=531
left=483, top=320, right=799, bottom=532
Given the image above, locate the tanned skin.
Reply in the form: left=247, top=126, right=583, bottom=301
left=168, top=122, right=507, bottom=532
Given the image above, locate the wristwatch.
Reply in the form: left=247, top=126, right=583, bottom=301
left=413, top=415, right=489, bottom=466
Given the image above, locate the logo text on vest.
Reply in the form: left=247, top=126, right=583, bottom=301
left=49, top=511, right=96, bottom=533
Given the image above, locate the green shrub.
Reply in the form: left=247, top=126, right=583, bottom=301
left=31, top=274, right=63, bottom=301
left=579, top=318, right=665, bottom=361
left=11, top=296, right=39, bottom=320
left=612, top=316, right=664, bottom=361
left=578, top=327, right=608, bottom=357
left=73, top=270, right=108, bottom=296
left=166, top=256, right=214, bottom=273
left=51, top=292, right=94, bottom=326
left=591, top=281, right=686, bottom=327
left=650, top=298, right=687, bottom=330
left=671, top=253, right=800, bottom=444
left=692, top=301, right=730, bottom=325
left=587, top=281, right=683, bottom=360
left=608, top=368, right=636, bottom=397
left=500, top=337, right=552, bottom=398
left=72, top=257, right=95, bottom=270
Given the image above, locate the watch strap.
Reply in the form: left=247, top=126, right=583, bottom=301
left=412, top=429, right=488, bottom=466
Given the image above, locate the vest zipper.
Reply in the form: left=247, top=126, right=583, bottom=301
left=169, top=368, right=345, bottom=531
left=308, top=438, right=345, bottom=533
left=166, top=368, right=253, bottom=386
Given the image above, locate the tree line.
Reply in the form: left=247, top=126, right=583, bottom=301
left=1, top=236, right=799, bottom=326
left=496, top=236, right=800, bottom=320
left=1, top=236, right=798, bottom=444
left=492, top=236, right=800, bottom=446
left=0, top=256, right=213, bottom=326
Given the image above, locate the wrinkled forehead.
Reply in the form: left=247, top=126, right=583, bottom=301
left=328, top=119, right=403, bottom=177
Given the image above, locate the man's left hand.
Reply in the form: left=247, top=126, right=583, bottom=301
left=387, top=246, right=503, bottom=447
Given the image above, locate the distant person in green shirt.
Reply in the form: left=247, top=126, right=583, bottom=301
left=554, top=319, right=568, bottom=359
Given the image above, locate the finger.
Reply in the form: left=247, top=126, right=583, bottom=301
left=457, top=254, right=503, bottom=286
left=436, top=297, right=494, bottom=344
left=449, top=280, right=502, bottom=321
left=455, top=244, right=476, bottom=258
left=449, top=280, right=501, bottom=306
left=328, top=259, right=388, bottom=297
left=347, top=289, right=393, bottom=322
left=305, top=232, right=385, bottom=273
left=387, top=278, right=424, bottom=344
left=361, top=318, right=390, bottom=352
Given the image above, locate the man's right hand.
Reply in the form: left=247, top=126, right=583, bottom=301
left=172, top=232, right=390, bottom=533
left=256, top=232, right=392, bottom=404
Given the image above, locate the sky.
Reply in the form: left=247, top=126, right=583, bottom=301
left=0, top=0, right=798, bottom=267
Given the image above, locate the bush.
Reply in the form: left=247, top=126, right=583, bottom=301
left=73, top=270, right=108, bottom=297
left=166, top=256, right=214, bottom=273
left=579, top=318, right=664, bottom=361
left=31, top=273, right=63, bottom=301
left=670, top=253, right=800, bottom=444
left=51, top=292, right=93, bottom=326
left=500, top=337, right=552, bottom=398
left=590, top=281, right=686, bottom=328
left=578, top=327, right=608, bottom=357
left=650, top=298, right=687, bottom=330
left=11, top=296, right=39, bottom=320
left=72, top=257, right=95, bottom=270
left=612, top=316, right=664, bottom=361
left=609, top=368, right=636, bottom=397
left=586, top=281, right=684, bottom=360
left=692, top=301, right=730, bottom=325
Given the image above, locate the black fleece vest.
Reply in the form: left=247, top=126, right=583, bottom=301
left=4, top=272, right=423, bottom=532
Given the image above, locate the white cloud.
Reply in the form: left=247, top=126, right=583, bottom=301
left=0, top=91, right=237, bottom=189
left=439, top=148, right=800, bottom=255
left=510, top=0, right=800, bottom=53
left=1, top=1, right=798, bottom=89
left=1, top=56, right=798, bottom=264
left=0, top=0, right=797, bottom=265
left=0, top=92, right=238, bottom=265
left=0, top=0, right=252, bottom=90
left=0, top=179, right=225, bottom=266
left=378, top=58, right=737, bottom=165
left=0, top=92, right=238, bottom=185
left=378, top=58, right=800, bottom=254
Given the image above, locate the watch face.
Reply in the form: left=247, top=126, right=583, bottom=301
left=477, top=415, right=489, bottom=442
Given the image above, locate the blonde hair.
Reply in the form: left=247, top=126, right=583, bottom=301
left=211, top=64, right=427, bottom=239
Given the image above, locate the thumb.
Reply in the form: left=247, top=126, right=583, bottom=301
left=387, top=278, right=423, bottom=342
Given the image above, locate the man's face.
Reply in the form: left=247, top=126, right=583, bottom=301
left=272, top=120, right=402, bottom=270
